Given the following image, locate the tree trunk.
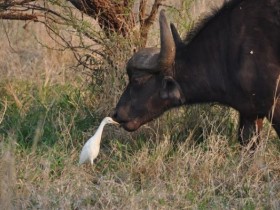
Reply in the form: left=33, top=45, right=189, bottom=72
left=68, top=0, right=135, bottom=37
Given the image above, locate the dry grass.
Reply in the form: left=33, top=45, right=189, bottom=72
left=1, top=128, right=280, bottom=209
left=1, top=2, right=280, bottom=209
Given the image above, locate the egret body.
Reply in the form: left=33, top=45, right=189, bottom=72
left=79, top=117, right=119, bottom=165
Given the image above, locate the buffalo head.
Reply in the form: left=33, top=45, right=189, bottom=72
left=113, top=10, right=185, bottom=131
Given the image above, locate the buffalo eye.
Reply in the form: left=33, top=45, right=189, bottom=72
left=130, top=75, right=152, bottom=85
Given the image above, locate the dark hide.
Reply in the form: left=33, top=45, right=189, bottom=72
left=113, top=0, right=280, bottom=146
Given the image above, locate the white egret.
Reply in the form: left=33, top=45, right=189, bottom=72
left=79, top=117, right=119, bottom=165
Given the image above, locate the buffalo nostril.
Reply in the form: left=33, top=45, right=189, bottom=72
left=112, top=110, right=128, bottom=124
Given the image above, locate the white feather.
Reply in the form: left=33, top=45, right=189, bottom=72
left=79, top=117, right=119, bottom=165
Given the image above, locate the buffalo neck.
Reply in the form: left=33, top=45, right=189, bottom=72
left=174, top=9, right=232, bottom=105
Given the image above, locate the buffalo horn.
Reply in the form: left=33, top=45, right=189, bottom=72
left=127, top=10, right=175, bottom=74
left=157, top=10, right=176, bottom=71
left=170, top=23, right=183, bottom=48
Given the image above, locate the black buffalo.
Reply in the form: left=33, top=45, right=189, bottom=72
left=113, top=0, right=280, bottom=146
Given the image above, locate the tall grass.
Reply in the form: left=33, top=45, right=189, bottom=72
left=1, top=2, right=280, bottom=209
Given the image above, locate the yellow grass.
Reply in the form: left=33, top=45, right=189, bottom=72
left=1, top=2, right=280, bottom=209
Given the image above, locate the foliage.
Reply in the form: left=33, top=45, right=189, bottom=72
left=1, top=0, right=280, bottom=209
left=1, top=78, right=280, bottom=209
left=0, top=0, right=174, bottom=75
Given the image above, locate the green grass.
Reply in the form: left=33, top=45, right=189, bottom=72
left=0, top=81, right=98, bottom=148
left=1, top=10, right=280, bottom=210
left=1, top=77, right=280, bottom=209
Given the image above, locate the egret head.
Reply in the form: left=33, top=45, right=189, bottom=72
left=104, top=117, right=119, bottom=125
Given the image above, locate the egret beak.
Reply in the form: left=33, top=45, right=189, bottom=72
left=111, top=120, right=120, bottom=125
left=110, top=113, right=120, bottom=125
left=113, top=122, right=119, bottom=125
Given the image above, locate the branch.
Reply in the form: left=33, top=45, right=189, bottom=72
left=143, top=0, right=163, bottom=28
left=139, top=0, right=163, bottom=47
left=0, top=0, right=35, bottom=8
left=139, top=0, right=147, bottom=25
left=0, top=12, right=38, bottom=20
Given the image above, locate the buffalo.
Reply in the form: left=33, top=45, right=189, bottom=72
left=113, top=0, right=280, bottom=146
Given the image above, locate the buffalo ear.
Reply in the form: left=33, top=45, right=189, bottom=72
left=160, top=76, right=185, bottom=104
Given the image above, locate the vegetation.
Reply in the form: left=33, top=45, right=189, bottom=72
left=1, top=0, right=280, bottom=209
